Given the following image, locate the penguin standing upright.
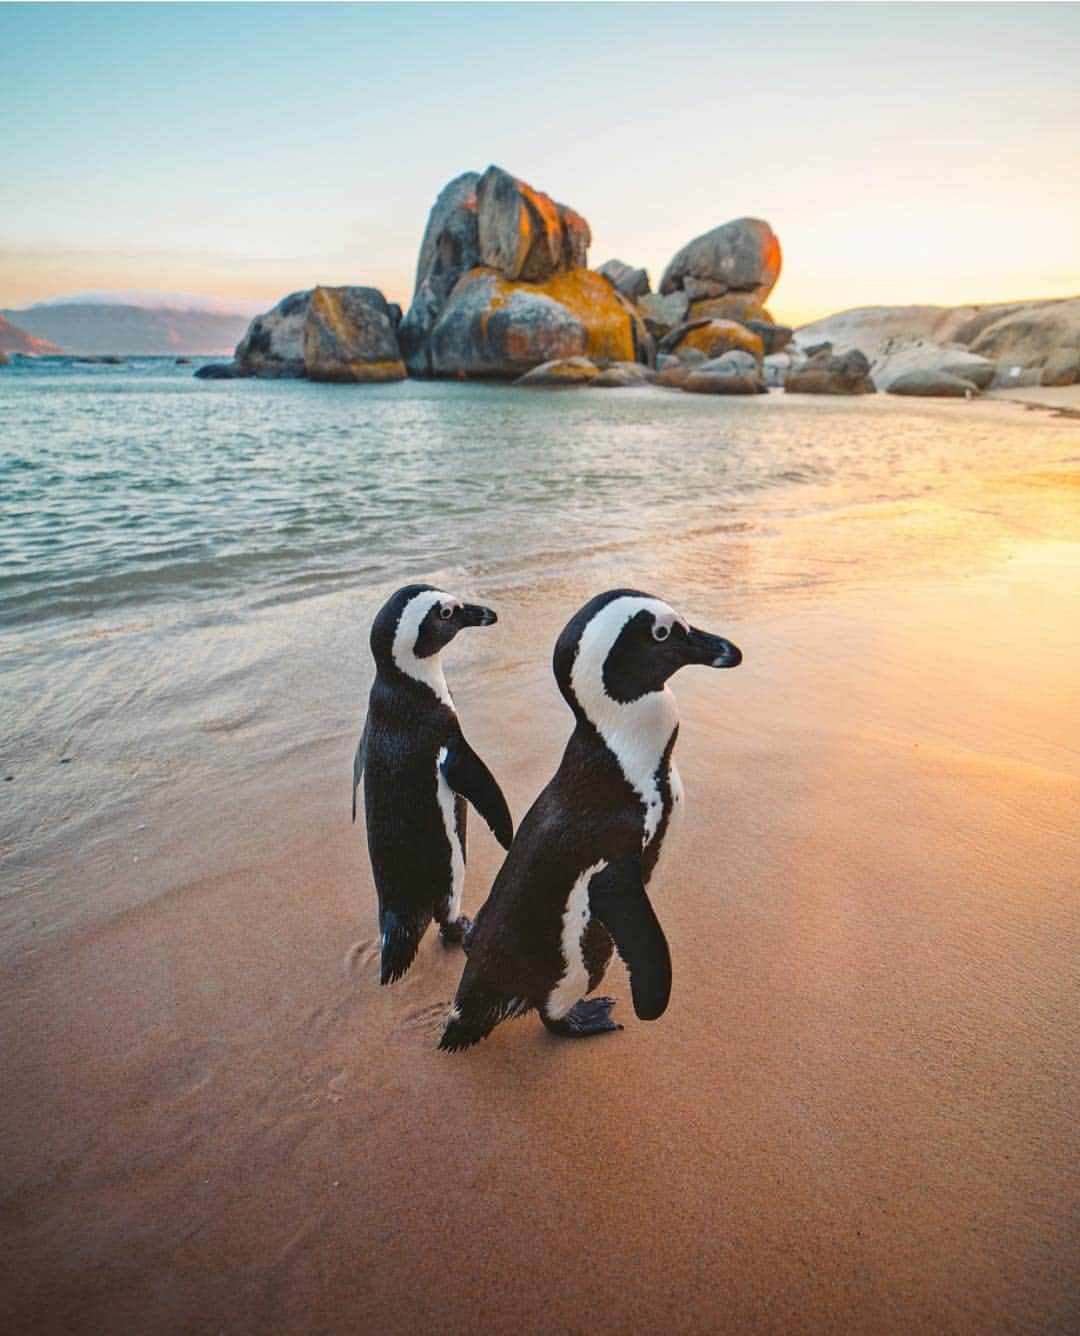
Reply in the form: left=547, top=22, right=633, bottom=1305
left=440, top=589, right=741, bottom=1051
left=353, top=584, right=514, bottom=985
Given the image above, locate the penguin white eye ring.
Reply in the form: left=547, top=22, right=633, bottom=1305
left=652, top=623, right=670, bottom=642
left=439, top=603, right=455, bottom=620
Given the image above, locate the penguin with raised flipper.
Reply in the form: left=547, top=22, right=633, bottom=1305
left=353, top=584, right=514, bottom=985
left=440, top=589, right=741, bottom=1051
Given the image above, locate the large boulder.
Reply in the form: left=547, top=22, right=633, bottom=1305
left=430, top=271, right=586, bottom=377
left=1040, top=348, right=1080, bottom=387
left=514, top=356, right=599, bottom=387
left=399, top=171, right=482, bottom=375
left=871, top=337, right=995, bottom=391
left=969, top=297, right=1080, bottom=368
left=659, top=318, right=764, bottom=362
left=887, top=370, right=978, bottom=398
left=785, top=347, right=875, bottom=395
left=235, top=287, right=405, bottom=381
left=763, top=347, right=807, bottom=388
left=476, top=165, right=590, bottom=282
left=235, top=289, right=311, bottom=377
left=304, top=286, right=406, bottom=383
left=660, top=218, right=781, bottom=305
left=596, top=259, right=650, bottom=303
left=194, top=362, right=251, bottom=380
left=401, top=165, right=648, bottom=379
left=654, top=361, right=692, bottom=388
left=683, top=350, right=767, bottom=395
left=637, top=291, right=689, bottom=341
left=589, top=362, right=655, bottom=388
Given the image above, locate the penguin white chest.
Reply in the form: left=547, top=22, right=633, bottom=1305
left=647, top=760, right=683, bottom=886
left=435, top=747, right=465, bottom=920
left=546, top=861, right=605, bottom=1020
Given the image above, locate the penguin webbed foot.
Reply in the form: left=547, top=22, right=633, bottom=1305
left=438, top=915, right=472, bottom=947
left=542, top=996, right=623, bottom=1039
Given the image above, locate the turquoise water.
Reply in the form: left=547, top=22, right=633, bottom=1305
left=0, top=357, right=1073, bottom=944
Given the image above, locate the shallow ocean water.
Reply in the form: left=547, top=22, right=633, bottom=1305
left=1, top=357, right=1076, bottom=943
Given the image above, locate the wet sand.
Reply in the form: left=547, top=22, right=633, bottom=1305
left=3, top=530, right=1078, bottom=1334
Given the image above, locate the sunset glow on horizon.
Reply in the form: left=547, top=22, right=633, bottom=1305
left=2, top=2, right=1078, bottom=325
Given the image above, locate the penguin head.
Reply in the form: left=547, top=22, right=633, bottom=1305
left=370, top=583, right=497, bottom=680
left=554, top=589, right=742, bottom=718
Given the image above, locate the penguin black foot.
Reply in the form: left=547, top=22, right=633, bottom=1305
left=438, top=915, right=472, bottom=947
left=541, top=997, right=623, bottom=1039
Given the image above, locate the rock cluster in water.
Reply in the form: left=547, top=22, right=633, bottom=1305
left=190, top=165, right=1080, bottom=396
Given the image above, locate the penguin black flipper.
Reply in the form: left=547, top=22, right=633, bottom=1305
left=351, top=718, right=368, bottom=825
left=441, top=734, right=514, bottom=850
left=588, top=860, right=673, bottom=1021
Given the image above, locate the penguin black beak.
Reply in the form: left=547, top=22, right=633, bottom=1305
left=685, top=625, right=742, bottom=669
left=462, top=604, right=498, bottom=628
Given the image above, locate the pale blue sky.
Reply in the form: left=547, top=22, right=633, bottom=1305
left=3, top=1, right=1078, bottom=322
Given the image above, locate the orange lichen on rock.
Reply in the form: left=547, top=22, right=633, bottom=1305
left=687, top=294, right=771, bottom=326
left=539, top=270, right=638, bottom=364
left=304, top=286, right=406, bottom=383
left=675, top=319, right=764, bottom=361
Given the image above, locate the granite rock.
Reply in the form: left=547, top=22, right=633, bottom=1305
left=304, top=286, right=406, bottom=383
left=399, top=172, right=482, bottom=375
left=638, top=291, right=689, bottom=341
left=887, top=370, right=979, bottom=398
left=871, top=337, right=995, bottom=391
left=194, top=362, right=252, bottom=380
left=589, top=362, right=655, bottom=388
left=514, top=356, right=599, bottom=387
left=660, top=217, right=782, bottom=304
left=1040, top=348, right=1080, bottom=387
left=659, top=318, right=764, bottom=362
left=596, top=259, right=651, bottom=303
left=785, top=347, right=875, bottom=395
left=235, top=290, right=312, bottom=377
left=683, top=350, right=767, bottom=395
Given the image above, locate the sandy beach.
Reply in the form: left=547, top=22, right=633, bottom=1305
left=3, top=421, right=1078, bottom=1333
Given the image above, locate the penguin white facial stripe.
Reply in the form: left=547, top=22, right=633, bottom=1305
left=546, top=861, right=605, bottom=1020
left=570, top=597, right=681, bottom=845
left=436, top=747, right=465, bottom=921
left=392, top=589, right=454, bottom=707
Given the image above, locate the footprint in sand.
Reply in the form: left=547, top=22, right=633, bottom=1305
left=343, top=938, right=380, bottom=975
left=396, top=1002, right=453, bottom=1037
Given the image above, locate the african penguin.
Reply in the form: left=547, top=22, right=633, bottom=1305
left=352, top=584, right=514, bottom=985
left=440, top=589, right=741, bottom=1051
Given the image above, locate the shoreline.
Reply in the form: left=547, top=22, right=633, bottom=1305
left=3, top=510, right=1078, bottom=1331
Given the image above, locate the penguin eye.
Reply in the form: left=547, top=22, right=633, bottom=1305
left=439, top=604, right=454, bottom=621
left=652, top=623, right=670, bottom=643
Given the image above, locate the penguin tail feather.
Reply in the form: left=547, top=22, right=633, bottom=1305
left=379, top=911, right=425, bottom=986
left=438, top=995, right=530, bottom=1053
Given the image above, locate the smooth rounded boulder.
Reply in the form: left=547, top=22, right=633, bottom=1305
left=401, top=164, right=649, bottom=379
left=588, top=362, right=655, bottom=388
left=659, top=318, right=764, bottom=362
left=887, top=370, right=978, bottom=398
left=660, top=218, right=782, bottom=305
left=514, top=356, right=599, bottom=387
left=683, top=350, right=767, bottom=395
left=596, top=259, right=651, bottom=303
left=304, top=286, right=406, bottom=383
left=785, top=347, right=875, bottom=395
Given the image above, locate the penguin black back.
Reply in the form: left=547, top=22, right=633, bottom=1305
left=353, top=584, right=513, bottom=984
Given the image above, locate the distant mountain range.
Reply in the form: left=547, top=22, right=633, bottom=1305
left=0, top=292, right=264, bottom=355
left=0, top=313, right=65, bottom=355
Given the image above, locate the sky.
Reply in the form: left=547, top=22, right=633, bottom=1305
left=2, top=1, right=1078, bottom=326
